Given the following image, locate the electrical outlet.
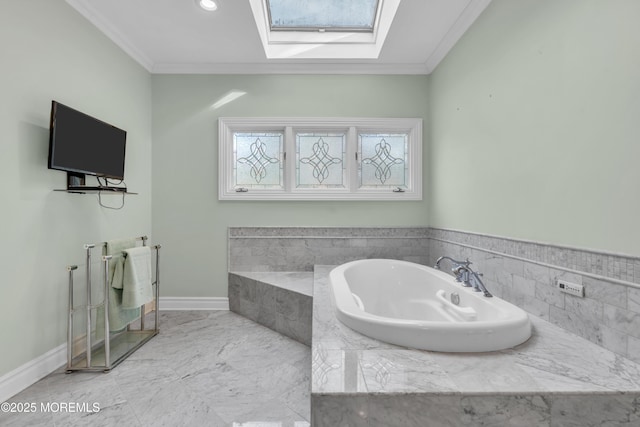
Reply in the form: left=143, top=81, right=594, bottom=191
left=557, top=279, right=584, bottom=297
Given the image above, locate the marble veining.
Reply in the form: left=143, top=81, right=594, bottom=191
left=312, top=265, right=640, bottom=426
left=429, top=234, right=640, bottom=363
left=1, top=311, right=310, bottom=427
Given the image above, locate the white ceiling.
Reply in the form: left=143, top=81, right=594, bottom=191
left=65, top=0, right=492, bottom=75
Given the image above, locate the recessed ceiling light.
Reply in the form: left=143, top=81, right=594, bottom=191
left=198, top=0, right=218, bottom=11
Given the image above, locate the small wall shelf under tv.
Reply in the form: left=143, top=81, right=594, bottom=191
left=54, top=187, right=137, bottom=195
left=54, top=172, right=136, bottom=194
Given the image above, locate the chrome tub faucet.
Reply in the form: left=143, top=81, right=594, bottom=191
left=434, top=256, right=493, bottom=298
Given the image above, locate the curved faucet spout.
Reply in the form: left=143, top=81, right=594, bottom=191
left=434, top=256, right=470, bottom=270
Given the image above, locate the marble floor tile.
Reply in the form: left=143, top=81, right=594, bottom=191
left=0, top=311, right=310, bottom=427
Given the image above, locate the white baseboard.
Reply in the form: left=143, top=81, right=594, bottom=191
left=0, top=343, right=66, bottom=403
left=0, top=297, right=227, bottom=402
left=159, top=297, right=229, bottom=311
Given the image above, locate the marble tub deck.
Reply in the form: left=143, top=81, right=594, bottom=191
left=311, top=265, right=640, bottom=426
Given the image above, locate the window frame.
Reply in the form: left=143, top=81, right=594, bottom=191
left=218, top=117, right=422, bottom=201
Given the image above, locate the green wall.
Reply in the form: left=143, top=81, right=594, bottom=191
left=0, top=1, right=152, bottom=378
left=151, top=74, right=430, bottom=298
left=429, top=0, right=640, bottom=256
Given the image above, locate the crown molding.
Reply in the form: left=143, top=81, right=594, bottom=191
left=65, top=0, right=154, bottom=72
left=424, top=0, right=492, bottom=73
left=151, top=61, right=430, bottom=75
left=65, top=0, right=491, bottom=76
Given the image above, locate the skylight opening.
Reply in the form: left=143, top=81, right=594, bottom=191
left=266, top=0, right=380, bottom=32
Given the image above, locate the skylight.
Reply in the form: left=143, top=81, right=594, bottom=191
left=267, top=0, right=380, bottom=32
left=249, top=0, right=401, bottom=59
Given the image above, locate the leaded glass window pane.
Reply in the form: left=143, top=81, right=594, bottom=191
left=267, top=0, right=379, bottom=32
left=233, top=132, right=284, bottom=189
left=296, top=133, right=346, bottom=188
left=358, top=133, right=408, bottom=188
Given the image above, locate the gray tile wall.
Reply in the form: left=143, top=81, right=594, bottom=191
left=429, top=228, right=640, bottom=362
left=228, top=226, right=640, bottom=362
left=311, top=393, right=640, bottom=427
left=228, top=227, right=430, bottom=272
left=228, top=272, right=313, bottom=346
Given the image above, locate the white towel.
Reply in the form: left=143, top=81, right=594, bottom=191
left=121, top=246, right=153, bottom=309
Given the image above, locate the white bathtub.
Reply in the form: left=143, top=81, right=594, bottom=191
left=329, top=259, right=531, bottom=352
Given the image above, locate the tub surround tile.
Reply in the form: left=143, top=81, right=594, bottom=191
left=229, top=272, right=313, bottom=346
left=429, top=227, right=640, bottom=359
left=229, top=227, right=430, bottom=272
left=276, top=310, right=312, bottom=346
left=550, top=395, right=640, bottom=427
left=226, top=227, right=640, bottom=425
left=358, top=350, right=457, bottom=393
left=599, top=324, right=629, bottom=356
left=604, top=304, right=640, bottom=341
left=229, top=226, right=430, bottom=238
left=363, top=395, right=466, bottom=427
left=628, top=286, right=640, bottom=313
left=522, top=295, right=551, bottom=321
left=237, top=271, right=314, bottom=296
left=512, top=275, right=536, bottom=297
left=312, top=348, right=367, bottom=393
left=311, top=266, right=640, bottom=426
left=627, top=336, right=640, bottom=364
left=315, top=287, right=640, bottom=393
left=311, top=394, right=369, bottom=427
left=427, top=353, right=546, bottom=393
left=429, top=228, right=640, bottom=285
left=459, top=395, right=551, bottom=426
left=584, top=275, right=627, bottom=309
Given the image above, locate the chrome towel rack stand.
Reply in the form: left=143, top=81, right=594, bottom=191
left=66, top=236, right=160, bottom=372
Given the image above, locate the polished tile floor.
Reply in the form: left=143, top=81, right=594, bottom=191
left=1, top=311, right=311, bottom=426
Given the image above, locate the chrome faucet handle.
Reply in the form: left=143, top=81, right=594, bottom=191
left=452, top=265, right=465, bottom=276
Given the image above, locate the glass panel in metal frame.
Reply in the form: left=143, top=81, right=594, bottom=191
left=267, top=0, right=379, bottom=32
left=233, top=132, right=284, bottom=188
left=358, top=133, right=408, bottom=188
left=296, top=132, right=346, bottom=188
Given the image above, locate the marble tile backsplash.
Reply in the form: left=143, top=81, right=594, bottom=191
left=228, top=226, right=640, bottom=362
left=429, top=228, right=640, bottom=284
left=429, top=228, right=640, bottom=363
left=228, top=227, right=430, bottom=272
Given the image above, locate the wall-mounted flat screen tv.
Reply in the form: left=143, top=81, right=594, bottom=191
left=48, top=101, right=127, bottom=181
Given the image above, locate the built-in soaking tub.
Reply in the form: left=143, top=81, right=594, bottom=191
left=329, top=259, right=531, bottom=352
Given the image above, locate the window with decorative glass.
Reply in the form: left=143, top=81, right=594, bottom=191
left=218, top=117, right=422, bottom=200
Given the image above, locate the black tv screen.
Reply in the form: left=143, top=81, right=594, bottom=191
left=48, top=101, right=127, bottom=180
